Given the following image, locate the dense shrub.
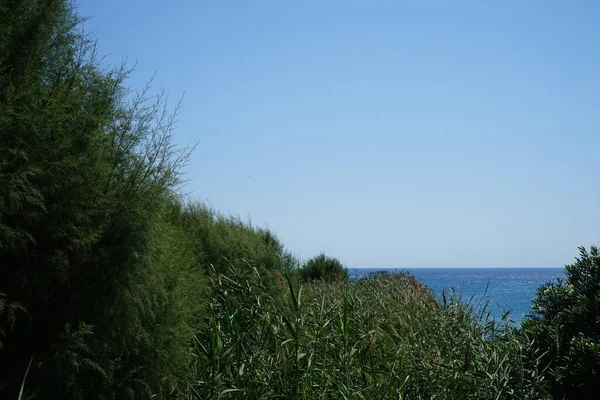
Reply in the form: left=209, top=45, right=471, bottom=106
left=521, top=246, right=600, bottom=399
left=0, top=1, right=201, bottom=398
left=299, top=253, right=349, bottom=282
left=0, top=4, right=294, bottom=396
left=178, top=203, right=296, bottom=290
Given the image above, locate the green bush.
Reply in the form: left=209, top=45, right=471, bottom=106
left=178, top=203, right=296, bottom=287
left=299, top=253, right=349, bottom=283
left=521, top=246, right=600, bottom=399
left=0, top=1, right=201, bottom=398
left=0, top=3, right=295, bottom=390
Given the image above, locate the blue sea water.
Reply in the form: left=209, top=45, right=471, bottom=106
left=349, top=268, right=565, bottom=322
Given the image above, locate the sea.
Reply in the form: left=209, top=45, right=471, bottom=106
left=348, top=268, right=565, bottom=323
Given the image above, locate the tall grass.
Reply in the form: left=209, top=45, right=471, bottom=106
left=187, top=268, right=550, bottom=399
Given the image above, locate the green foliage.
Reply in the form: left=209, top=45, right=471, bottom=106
left=0, top=293, right=25, bottom=351
left=299, top=253, right=349, bottom=283
left=521, top=246, right=600, bottom=399
left=189, top=271, right=548, bottom=399
left=179, top=202, right=296, bottom=292
left=0, top=4, right=294, bottom=398
left=0, top=1, right=200, bottom=398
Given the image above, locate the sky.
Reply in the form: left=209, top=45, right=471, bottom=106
left=78, top=0, right=600, bottom=268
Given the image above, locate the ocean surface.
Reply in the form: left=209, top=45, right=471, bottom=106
left=349, top=268, right=565, bottom=323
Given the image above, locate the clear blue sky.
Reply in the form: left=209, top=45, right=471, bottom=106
left=79, top=0, right=600, bottom=268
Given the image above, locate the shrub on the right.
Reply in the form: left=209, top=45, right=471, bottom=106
left=521, top=245, right=600, bottom=399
